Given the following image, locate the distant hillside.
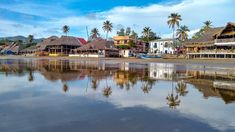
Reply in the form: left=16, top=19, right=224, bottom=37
left=0, top=36, right=44, bottom=43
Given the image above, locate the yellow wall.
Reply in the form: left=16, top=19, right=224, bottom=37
left=113, top=36, right=133, bottom=45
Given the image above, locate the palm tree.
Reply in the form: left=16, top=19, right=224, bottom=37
left=203, top=20, right=213, bottom=30
left=176, top=25, right=190, bottom=42
left=91, top=28, right=100, bottom=39
left=62, top=25, right=70, bottom=36
left=167, top=13, right=182, bottom=46
left=175, top=80, right=188, bottom=96
left=102, top=20, right=113, bottom=40
left=28, top=35, right=34, bottom=44
left=142, top=27, right=151, bottom=42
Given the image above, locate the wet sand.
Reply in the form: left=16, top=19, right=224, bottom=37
left=1, top=55, right=235, bottom=65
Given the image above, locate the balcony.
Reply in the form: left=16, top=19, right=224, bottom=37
left=215, top=38, right=235, bottom=45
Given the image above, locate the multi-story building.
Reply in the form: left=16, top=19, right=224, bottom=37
left=185, top=22, right=235, bottom=59
left=149, top=38, right=174, bottom=54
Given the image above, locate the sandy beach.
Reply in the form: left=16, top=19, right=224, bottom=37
left=1, top=55, right=235, bottom=65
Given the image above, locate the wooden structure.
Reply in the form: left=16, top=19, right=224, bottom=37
left=185, top=22, right=235, bottom=59
left=37, top=36, right=86, bottom=56
left=70, top=39, right=119, bottom=57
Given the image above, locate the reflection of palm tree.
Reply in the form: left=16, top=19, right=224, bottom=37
left=175, top=80, right=188, bottom=96
left=63, top=83, right=69, bottom=92
left=166, top=78, right=181, bottom=109
left=166, top=93, right=180, bottom=109
left=141, top=82, right=151, bottom=93
left=103, top=79, right=112, bottom=97
left=103, top=87, right=112, bottom=98
left=91, top=79, right=98, bottom=90
left=28, top=70, right=34, bottom=82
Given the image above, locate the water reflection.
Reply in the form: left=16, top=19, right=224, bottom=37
left=176, top=80, right=188, bottom=96
left=1, top=59, right=235, bottom=131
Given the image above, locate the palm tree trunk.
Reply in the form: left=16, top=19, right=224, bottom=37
left=106, top=32, right=108, bottom=40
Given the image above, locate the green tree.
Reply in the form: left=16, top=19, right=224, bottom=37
left=203, top=20, right=213, bottom=30
left=167, top=13, right=182, bottom=45
left=142, top=27, right=152, bottom=42
left=103, top=20, right=113, bottom=40
left=117, top=28, right=125, bottom=36
left=28, top=35, right=34, bottom=44
left=176, top=25, right=190, bottom=42
left=126, top=27, right=131, bottom=36
left=62, top=25, right=70, bottom=36
left=91, top=28, right=100, bottom=39
left=192, top=21, right=213, bottom=39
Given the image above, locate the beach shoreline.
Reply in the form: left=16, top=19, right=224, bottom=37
left=1, top=55, right=235, bottom=65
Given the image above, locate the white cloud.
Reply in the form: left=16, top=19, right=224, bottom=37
left=0, top=0, right=234, bottom=39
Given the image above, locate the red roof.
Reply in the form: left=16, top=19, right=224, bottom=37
left=77, top=38, right=87, bottom=45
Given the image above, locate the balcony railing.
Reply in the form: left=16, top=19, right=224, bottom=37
left=215, top=38, right=235, bottom=43
left=187, top=49, right=235, bottom=54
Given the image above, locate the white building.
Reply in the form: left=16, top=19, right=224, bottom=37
left=149, top=38, right=174, bottom=54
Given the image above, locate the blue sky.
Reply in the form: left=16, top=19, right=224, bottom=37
left=0, top=0, right=234, bottom=39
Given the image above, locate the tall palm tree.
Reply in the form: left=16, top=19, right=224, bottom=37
left=62, top=25, right=70, bottom=36
left=142, top=27, right=151, bottom=42
left=176, top=25, right=190, bottom=42
left=203, top=20, right=213, bottom=30
left=91, top=28, right=100, bottom=39
left=167, top=13, right=182, bottom=45
left=102, top=20, right=113, bottom=40
left=28, top=35, right=34, bottom=44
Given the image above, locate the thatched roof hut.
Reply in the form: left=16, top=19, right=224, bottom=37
left=37, top=36, right=87, bottom=55
left=74, top=39, right=118, bottom=52
left=1, top=42, right=20, bottom=54
left=184, top=27, right=224, bottom=47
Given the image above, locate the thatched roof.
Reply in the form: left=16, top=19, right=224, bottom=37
left=215, top=22, right=235, bottom=38
left=20, top=45, right=37, bottom=53
left=37, top=36, right=59, bottom=50
left=74, top=39, right=118, bottom=51
left=38, top=36, right=86, bottom=50
left=184, top=27, right=224, bottom=47
left=1, top=43, right=20, bottom=53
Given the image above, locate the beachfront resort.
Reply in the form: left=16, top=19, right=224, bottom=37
left=0, top=14, right=234, bottom=59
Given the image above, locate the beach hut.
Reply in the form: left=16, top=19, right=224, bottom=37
left=70, top=39, right=119, bottom=57
left=37, top=36, right=87, bottom=56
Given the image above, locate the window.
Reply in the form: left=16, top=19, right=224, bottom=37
left=124, top=40, right=128, bottom=44
left=154, top=43, right=157, bottom=48
left=117, top=40, right=120, bottom=44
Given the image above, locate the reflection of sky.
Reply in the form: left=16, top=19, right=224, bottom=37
left=1, top=61, right=235, bottom=131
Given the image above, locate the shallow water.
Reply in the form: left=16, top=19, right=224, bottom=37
left=0, top=59, right=235, bottom=132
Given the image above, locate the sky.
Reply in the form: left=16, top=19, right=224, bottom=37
left=0, top=0, right=234, bottom=39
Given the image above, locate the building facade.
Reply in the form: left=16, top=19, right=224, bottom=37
left=149, top=38, right=174, bottom=54
left=185, top=22, right=235, bottom=59
left=113, top=36, right=134, bottom=46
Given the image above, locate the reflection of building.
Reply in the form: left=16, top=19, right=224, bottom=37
left=186, top=70, right=235, bottom=104
left=149, top=63, right=174, bottom=80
